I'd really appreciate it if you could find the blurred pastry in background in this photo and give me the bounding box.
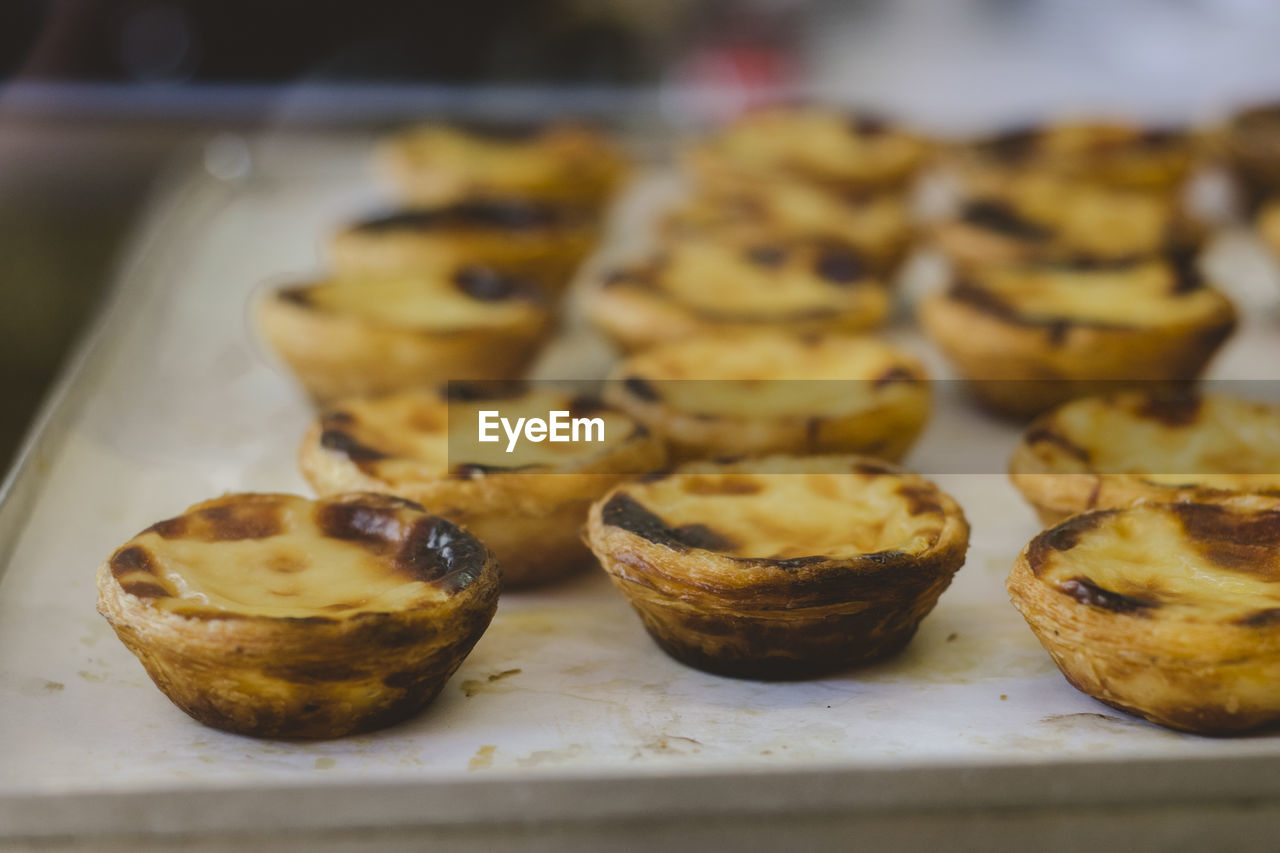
[96,492,500,739]
[661,179,914,277]
[919,253,1237,419]
[378,122,628,209]
[1009,499,1280,734]
[953,120,1201,196]
[934,174,1205,269]
[684,106,933,195]
[1009,391,1280,525]
[258,268,554,403]
[585,455,969,679]
[331,199,598,293]
[604,330,929,464]
[299,384,666,588]
[1255,196,1280,259]
[586,233,889,352]
[1223,103,1280,216]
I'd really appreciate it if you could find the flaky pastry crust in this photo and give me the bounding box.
[1009,392,1280,525]
[585,455,969,679]
[919,256,1236,419]
[299,385,667,588]
[1009,500,1280,734]
[603,330,930,463]
[96,492,500,739]
[377,122,628,208]
[257,271,554,404]
[586,233,889,353]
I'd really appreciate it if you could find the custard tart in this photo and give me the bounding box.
[603,330,930,463]
[96,492,499,739]
[378,122,628,208]
[919,255,1237,419]
[662,179,913,275]
[685,106,932,194]
[935,175,1204,269]
[331,200,598,291]
[585,235,889,353]
[955,121,1199,194]
[299,385,666,588]
[1009,499,1280,734]
[1010,392,1280,525]
[257,269,554,403]
[585,455,969,679]
[1224,104,1280,213]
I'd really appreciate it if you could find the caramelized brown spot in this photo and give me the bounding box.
[277,286,313,307]
[1058,576,1159,615]
[443,379,526,402]
[1169,503,1280,580]
[853,460,898,476]
[396,516,486,592]
[623,376,661,402]
[1024,425,1092,463]
[353,200,563,233]
[109,545,159,578]
[873,366,919,389]
[314,502,400,549]
[266,552,308,574]
[959,200,1052,242]
[320,428,386,463]
[1237,608,1280,628]
[567,394,607,418]
[119,579,172,599]
[813,245,865,284]
[146,517,189,539]
[1136,393,1202,427]
[190,502,285,542]
[848,114,889,136]
[601,493,735,552]
[453,265,534,302]
[897,483,943,516]
[1025,510,1119,576]
[681,475,763,496]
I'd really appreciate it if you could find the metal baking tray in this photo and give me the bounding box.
[4,131,1280,851]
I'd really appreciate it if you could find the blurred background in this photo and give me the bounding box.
[5,0,1280,472]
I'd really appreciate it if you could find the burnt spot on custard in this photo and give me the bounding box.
[314,501,402,549]
[958,200,1052,242]
[1025,510,1119,576]
[848,113,890,137]
[352,199,564,233]
[1236,608,1280,628]
[1024,425,1092,464]
[567,394,607,418]
[897,483,943,516]
[949,279,1127,343]
[813,244,865,284]
[110,545,160,579]
[184,501,286,542]
[601,493,737,552]
[277,286,314,307]
[1167,248,1204,295]
[852,459,899,476]
[872,366,921,389]
[320,426,386,464]
[396,515,487,592]
[974,126,1041,163]
[1169,503,1280,578]
[1135,393,1202,427]
[622,375,661,402]
[453,265,537,302]
[1057,576,1159,615]
[746,245,788,268]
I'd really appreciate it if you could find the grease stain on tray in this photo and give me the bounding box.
[468,745,497,770]
[460,668,523,698]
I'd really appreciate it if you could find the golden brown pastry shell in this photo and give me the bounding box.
[1009,502,1280,734]
[256,286,554,404]
[377,123,628,208]
[299,413,667,589]
[96,493,501,739]
[585,279,890,355]
[585,457,970,679]
[918,291,1236,420]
